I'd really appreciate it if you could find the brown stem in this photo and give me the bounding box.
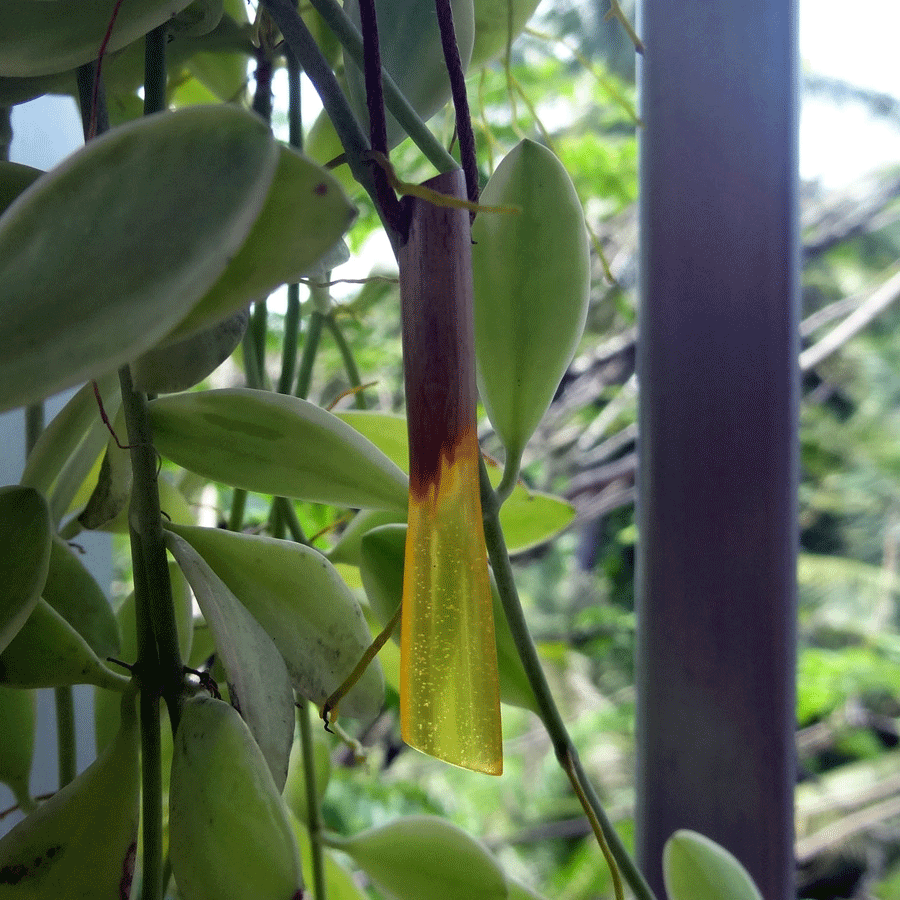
[434,0,478,206]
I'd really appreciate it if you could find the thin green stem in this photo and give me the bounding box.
[264,0,456,175]
[228,489,248,533]
[286,41,303,151]
[324,315,366,409]
[25,405,44,456]
[118,366,185,729]
[275,496,308,544]
[252,299,269,380]
[53,688,76,789]
[494,450,521,506]
[297,699,327,900]
[303,0,456,174]
[478,457,657,900]
[280,286,302,394]
[143,25,168,115]
[130,528,164,900]
[260,0,392,242]
[0,106,11,161]
[295,310,325,399]
[242,324,266,390]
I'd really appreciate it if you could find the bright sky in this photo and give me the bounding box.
[799,0,900,185]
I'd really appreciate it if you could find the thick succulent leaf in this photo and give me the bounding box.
[326,509,406,567]
[0,486,52,653]
[131,307,249,394]
[336,411,410,471]
[470,0,542,66]
[76,420,133,531]
[0,0,195,77]
[0,599,130,691]
[472,139,591,468]
[149,389,408,512]
[292,816,368,900]
[336,410,573,550]
[337,816,508,900]
[19,375,120,496]
[664,830,764,900]
[165,531,295,791]
[168,143,356,342]
[0,161,41,214]
[500,488,575,554]
[0,105,278,412]
[43,535,120,660]
[165,523,385,722]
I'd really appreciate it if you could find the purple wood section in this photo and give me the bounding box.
[399,169,478,498]
[636,1,799,897]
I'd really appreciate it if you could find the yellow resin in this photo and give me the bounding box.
[401,436,503,774]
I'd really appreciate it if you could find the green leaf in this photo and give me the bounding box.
[663,830,763,900]
[43,535,120,660]
[0,161,41,215]
[326,509,406,566]
[472,139,591,468]
[168,143,356,342]
[499,488,575,554]
[165,531,295,791]
[0,599,130,691]
[337,816,508,900]
[336,411,410,471]
[0,0,195,77]
[292,816,368,900]
[165,523,385,722]
[20,376,120,497]
[149,389,408,512]
[0,105,278,412]
[0,486,51,654]
[470,0,542,66]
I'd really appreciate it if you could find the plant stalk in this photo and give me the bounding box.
[297,699,327,900]
[324,315,367,409]
[53,687,76,789]
[478,457,657,900]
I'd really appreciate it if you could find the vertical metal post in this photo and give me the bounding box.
[635,2,799,898]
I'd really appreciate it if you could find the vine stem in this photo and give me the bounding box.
[259,0,396,246]
[298,0,457,175]
[323,315,367,409]
[53,688,76,789]
[297,699,327,900]
[478,457,658,900]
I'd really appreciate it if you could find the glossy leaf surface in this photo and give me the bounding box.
[165,523,385,722]
[150,389,408,512]
[472,139,591,468]
[0,0,195,76]
[0,486,51,654]
[664,830,764,900]
[338,816,508,900]
[169,143,357,341]
[165,531,295,791]
[0,105,277,412]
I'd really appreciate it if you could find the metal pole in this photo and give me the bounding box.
[635,1,799,897]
